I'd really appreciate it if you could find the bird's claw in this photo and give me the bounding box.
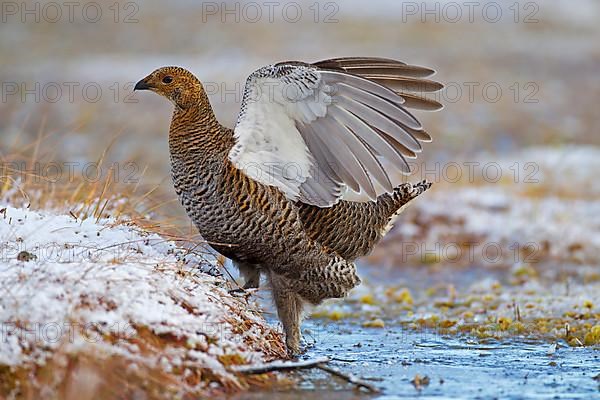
[228,287,259,298]
[228,287,250,297]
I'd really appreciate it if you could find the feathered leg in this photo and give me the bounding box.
[269,272,304,356]
[234,261,260,289]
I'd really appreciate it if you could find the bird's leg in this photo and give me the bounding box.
[269,273,304,357]
[242,269,260,290]
[233,261,260,291]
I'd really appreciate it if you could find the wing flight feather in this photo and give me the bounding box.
[229,57,443,207]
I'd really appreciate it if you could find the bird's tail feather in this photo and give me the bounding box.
[380,180,432,236]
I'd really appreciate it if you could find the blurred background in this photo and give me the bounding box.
[2,0,599,256]
[1,0,598,183]
[2,1,600,397]
[1,0,599,346]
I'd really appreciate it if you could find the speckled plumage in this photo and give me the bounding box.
[169,104,364,302]
[135,59,441,354]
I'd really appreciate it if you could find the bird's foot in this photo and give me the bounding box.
[285,333,308,358]
[285,344,309,359]
[242,276,260,290]
[228,286,259,297]
[228,287,250,297]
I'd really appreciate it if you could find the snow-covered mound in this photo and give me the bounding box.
[0,206,284,397]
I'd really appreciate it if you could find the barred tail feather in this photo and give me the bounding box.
[381,180,432,236]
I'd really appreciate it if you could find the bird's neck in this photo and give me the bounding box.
[168,97,236,209]
[168,98,234,160]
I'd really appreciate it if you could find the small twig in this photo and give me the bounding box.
[330,356,358,362]
[230,356,330,374]
[232,356,381,393]
[317,364,381,393]
[512,300,521,322]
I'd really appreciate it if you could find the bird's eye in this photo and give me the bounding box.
[162,76,173,84]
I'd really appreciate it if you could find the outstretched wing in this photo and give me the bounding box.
[229,57,443,207]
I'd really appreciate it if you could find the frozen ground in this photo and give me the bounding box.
[0,206,285,398]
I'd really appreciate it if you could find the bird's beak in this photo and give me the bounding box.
[134,78,153,91]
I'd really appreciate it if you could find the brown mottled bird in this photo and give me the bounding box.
[135,57,443,355]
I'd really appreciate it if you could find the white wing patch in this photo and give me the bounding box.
[229,67,331,201]
[229,61,439,207]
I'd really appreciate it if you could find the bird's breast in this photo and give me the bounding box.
[171,156,298,263]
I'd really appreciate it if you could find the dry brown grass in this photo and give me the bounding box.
[0,340,286,400]
[0,125,202,244]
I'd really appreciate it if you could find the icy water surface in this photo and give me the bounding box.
[232,320,599,399]
[231,265,599,399]
[296,321,598,399]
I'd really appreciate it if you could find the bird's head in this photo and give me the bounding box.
[134,66,205,110]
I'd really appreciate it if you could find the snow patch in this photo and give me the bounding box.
[0,205,282,387]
